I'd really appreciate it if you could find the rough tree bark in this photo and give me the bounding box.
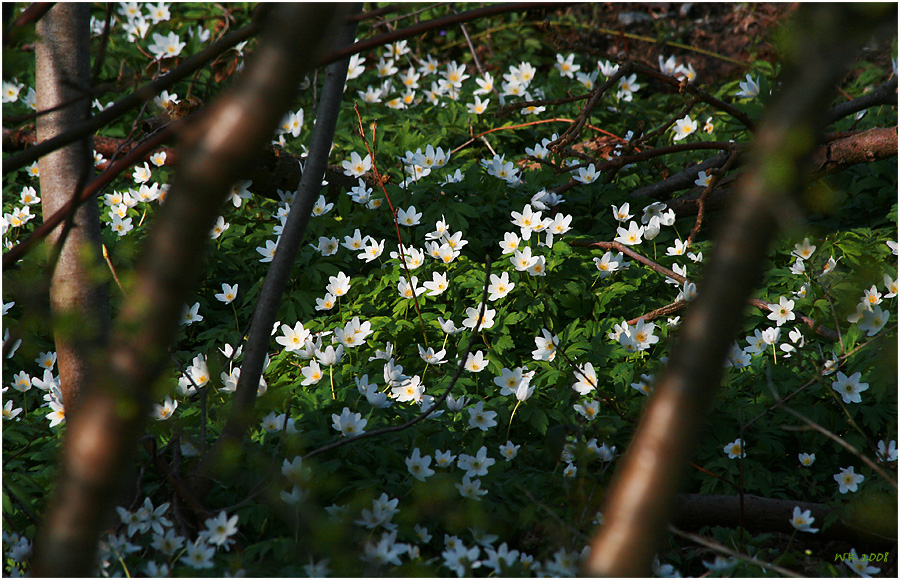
[35,3,110,414]
[31,5,346,576]
[584,5,897,577]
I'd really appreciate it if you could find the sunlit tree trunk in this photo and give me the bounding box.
[35,2,110,414]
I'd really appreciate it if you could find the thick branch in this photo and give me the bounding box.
[11,2,55,31]
[325,3,563,65]
[673,493,896,546]
[584,6,893,575]
[630,150,737,199]
[662,127,897,217]
[31,6,345,577]
[811,125,898,175]
[633,127,896,203]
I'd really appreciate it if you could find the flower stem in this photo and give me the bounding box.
[507,400,522,441]
[329,365,335,400]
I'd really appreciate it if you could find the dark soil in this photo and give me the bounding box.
[546,2,795,84]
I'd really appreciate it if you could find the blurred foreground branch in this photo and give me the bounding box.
[584,4,897,577]
[31,5,345,576]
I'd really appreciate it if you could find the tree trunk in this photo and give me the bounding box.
[31,5,347,576]
[35,2,110,415]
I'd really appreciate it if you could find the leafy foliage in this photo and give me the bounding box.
[2,3,897,578]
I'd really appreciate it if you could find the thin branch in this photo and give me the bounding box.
[824,77,898,125]
[2,89,98,125]
[492,90,595,119]
[577,239,839,342]
[90,4,114,83]
[626,300,686,326]
[629,60,756,131]
[3,19,260,175]
[1,481,41,525]
[11,2,55,31]
[348,4,405,23]
[325,3,565,66]
[203,6,358,472]
[668,526,804,578]
[687,150,743,244]
[557,25,749,67]
[3,119,185,270]
[578,240,686,281]
[517,483,586,542]
[456,14,484,77]
[637,97,698,144]
[744,334,882,430]
[777,404,897,489]
[746,298,839,341]
[353,103,429,346]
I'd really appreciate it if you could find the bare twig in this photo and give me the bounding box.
[549,64,631,153]
[668,526,804,578]
[639,97,698,143]
[687,150,743,244]
[353,104,430,346]
[3,119,185,270]
[457,19,484,76]
[776,405,897,489]
[3,20,260,175]
[451,117,621,157]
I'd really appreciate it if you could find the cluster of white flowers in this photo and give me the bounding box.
[3,11,897,578]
